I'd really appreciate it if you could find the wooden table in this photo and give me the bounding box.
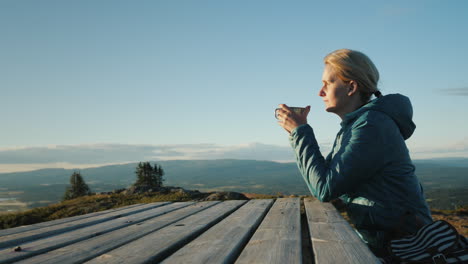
[0,198,380,264]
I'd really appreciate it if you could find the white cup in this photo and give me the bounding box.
[275,107,306,119]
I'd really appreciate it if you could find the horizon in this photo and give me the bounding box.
[1,143,468,173]
[1,1,468,172]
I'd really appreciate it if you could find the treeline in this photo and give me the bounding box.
[62,162,164,201]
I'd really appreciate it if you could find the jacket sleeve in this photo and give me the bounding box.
[289,120,385,202]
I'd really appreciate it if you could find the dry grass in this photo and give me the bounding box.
[431,209,468,237]
[242,193,281,199]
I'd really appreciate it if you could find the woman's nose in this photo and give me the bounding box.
[318,88,326,97]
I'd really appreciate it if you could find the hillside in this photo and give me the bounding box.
[0,158,467,212]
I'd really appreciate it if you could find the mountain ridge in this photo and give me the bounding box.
[1,158,467,211]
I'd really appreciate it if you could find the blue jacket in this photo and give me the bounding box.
[289,94,432,248]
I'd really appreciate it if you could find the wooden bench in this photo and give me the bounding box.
[0,198,380,263]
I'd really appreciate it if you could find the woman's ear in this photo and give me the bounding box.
[347,81,358,96]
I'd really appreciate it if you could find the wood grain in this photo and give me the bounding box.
[15,201,222,264]
[84,200,247,264]
[0,202,169,249]
[235,198,302,264]
[304,198,380,264]
[161,199,274,264]
[0,203,142,237]
[0,201,196,264]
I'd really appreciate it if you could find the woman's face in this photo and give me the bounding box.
[319,64,351,116]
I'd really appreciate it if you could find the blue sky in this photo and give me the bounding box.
[1,1,468,171]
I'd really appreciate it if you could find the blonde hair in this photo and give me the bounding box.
[324,49,381,102]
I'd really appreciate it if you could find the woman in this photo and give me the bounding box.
[276,49,432,255]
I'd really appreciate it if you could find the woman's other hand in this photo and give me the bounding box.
[277,104,311,133]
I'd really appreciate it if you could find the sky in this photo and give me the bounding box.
[1,0,468,172]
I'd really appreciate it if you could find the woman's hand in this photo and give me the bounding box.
[277,104,311,133]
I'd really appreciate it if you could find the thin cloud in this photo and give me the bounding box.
[0,162,132,173]
[0,144,157,164]
[0,141,466,173]
[0,143,307,172]
[438,87,468,96]
[409,138,468,159]
[0,143,325,168]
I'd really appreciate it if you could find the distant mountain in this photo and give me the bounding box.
[0,159,467,211]
[0,160,307,193]
[414,157,468,168]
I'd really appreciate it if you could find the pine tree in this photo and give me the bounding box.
[135,162,149,187]
[63,171,91,201]
[134,162,165,188]
[155,164,165,187]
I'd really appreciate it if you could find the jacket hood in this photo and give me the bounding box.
[343,94,416,139]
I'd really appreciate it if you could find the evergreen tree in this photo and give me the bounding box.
[63,171,91,201]
[155,164,165,187]
[134,162,165,188]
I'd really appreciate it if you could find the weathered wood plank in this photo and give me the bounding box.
[84,200,249,264]
[0,202,170,249]
[14,201,221,264]
[0,201,197,264]
[304,199,346,223]
[0,203,143,237]
[235,198,302,264]
[304,198,380,264]
[161,199,274,264]
[312,239,380,264]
